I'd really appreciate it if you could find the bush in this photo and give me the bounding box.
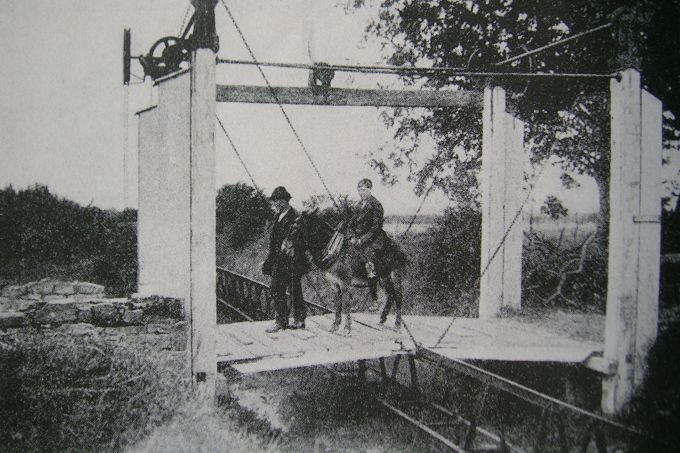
[623,320,680,451]
[412,207,481,300]
[216,183,270,249]
[0,185,137,296]
[522,229,606,311]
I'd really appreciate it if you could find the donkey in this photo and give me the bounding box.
[285,209,407,334]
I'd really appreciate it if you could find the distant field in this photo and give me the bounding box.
[527,218,598,244]
[384,217,598,238]
[383,221,433,235]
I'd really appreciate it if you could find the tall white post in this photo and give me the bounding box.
[602,69,662,414]
[189,47,217,397]
[479,86,525,319]
[137,73,192,300]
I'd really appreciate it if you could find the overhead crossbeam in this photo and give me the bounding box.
[216,84,482,108]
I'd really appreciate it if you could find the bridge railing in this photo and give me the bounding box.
[216,266,331,322]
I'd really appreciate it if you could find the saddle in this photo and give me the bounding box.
[317,229,345,269]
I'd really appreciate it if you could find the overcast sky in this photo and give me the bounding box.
[0,0,608,215]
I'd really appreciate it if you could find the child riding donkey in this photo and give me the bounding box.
[288,178,406,334]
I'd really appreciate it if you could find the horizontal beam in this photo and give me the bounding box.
[216,84,482,107]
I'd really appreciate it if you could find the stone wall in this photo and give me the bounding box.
[0,278,184,330]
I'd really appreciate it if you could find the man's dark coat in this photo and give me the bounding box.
[263,207,307,277]
[263,207,307,327]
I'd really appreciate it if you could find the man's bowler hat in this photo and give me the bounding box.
[269,186,292,201]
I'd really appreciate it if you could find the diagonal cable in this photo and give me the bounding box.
[216,114,262,192]
[433,163,550,347]
[178,2,193,37]
[219,0,339,209]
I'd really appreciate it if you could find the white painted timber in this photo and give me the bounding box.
[189,49,217,395]
[136,73,192,300]
[603,69,662,414]
[215,84,482,108]
[635,90,662,386]
[479,86,525,318]
[502,114,525,311]
[479,86,503,318]
[136,106,160,296]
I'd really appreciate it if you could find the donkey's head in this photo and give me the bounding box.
[290,209,336,260]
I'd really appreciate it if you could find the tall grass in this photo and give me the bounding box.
[0,327,276,453]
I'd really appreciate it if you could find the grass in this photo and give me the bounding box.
[0,326,278,453]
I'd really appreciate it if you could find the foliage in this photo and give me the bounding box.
[302,193,355,227]
[540,195,569,220]
[216,183,271,248]
[0,328,191,452]
[418,207,481,296]
[0,328,277,453]
[623,319,680,451]
[523,226,606,310]
[413,207,605,312]
[0,185,137,296]
[352,0,680,224]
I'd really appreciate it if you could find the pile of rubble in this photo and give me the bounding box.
[0,279,183,328]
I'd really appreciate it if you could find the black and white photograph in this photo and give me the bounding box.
[1,1,679,451]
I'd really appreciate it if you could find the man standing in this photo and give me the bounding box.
[262,186,307,332]
[347,178,404,327]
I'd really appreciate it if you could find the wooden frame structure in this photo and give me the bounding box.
[135,24,662,414]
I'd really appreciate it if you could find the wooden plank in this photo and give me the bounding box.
[432,345,599,363]
[585,356,617,376]
[216,84,482,107]
[234,323,310,355]
[232,348,410,374]
[215,329,257,362]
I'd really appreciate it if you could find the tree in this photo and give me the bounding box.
[215,183,270,248]
[352,0,680,236]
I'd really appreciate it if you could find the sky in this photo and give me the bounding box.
[0,0,611,215]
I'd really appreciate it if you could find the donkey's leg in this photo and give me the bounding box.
[342,285,359,335]
[325,272,343,331]
[378,277,392,325]
[382,271,404,328]
[367,276,380,311]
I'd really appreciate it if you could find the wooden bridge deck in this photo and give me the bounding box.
[216,313,604,374]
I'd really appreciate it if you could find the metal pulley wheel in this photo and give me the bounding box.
[140,36,191,80]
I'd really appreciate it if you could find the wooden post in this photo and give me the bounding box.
[188,49,217,397]
[602,68,662,414]
[479,86,525,318]
[480,86,504,318]
[503,109,525,311]
[189,0,218,398]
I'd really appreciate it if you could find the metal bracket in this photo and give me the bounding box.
[633,215,660,224]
